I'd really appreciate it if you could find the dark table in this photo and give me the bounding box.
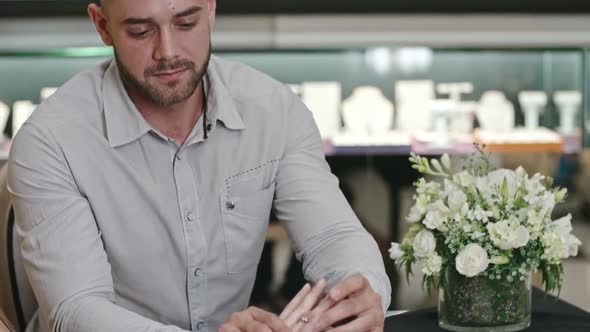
[385,288,590,331]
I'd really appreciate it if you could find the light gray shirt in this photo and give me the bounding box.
[7,56,391,332]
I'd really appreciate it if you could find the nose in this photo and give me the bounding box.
[153,28,177,62]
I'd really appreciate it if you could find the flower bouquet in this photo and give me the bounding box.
[389,147,581,332]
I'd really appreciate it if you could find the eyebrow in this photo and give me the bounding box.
[122,6,202,25]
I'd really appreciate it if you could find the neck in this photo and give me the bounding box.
[125,82,205,145]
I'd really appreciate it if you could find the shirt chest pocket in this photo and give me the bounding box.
[220,164,278,274]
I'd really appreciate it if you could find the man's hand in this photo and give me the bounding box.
[218,306,290,332]
[314,274,384,332]
[279,278,327,332]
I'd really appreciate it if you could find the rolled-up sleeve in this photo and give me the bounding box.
[7,123,187,332]
[272,93,392,311]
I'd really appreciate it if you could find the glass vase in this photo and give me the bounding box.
[438,266,532,332]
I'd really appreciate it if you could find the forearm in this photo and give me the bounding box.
[296,223,392,312]
[52,292,188,332]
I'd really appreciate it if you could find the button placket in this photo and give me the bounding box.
[171,148,206,329]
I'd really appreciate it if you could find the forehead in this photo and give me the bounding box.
[106,0,205,22]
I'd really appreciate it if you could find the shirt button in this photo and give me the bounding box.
[193,268,201,277]
[196,321,206,330]
[187,212,195,222]
[225,200,236,210]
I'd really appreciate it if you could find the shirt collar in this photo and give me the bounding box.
[103,59,153,148]
[103,55,245,148]
[205,55,245,132]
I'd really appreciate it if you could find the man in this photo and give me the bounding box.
[7,0,391,331]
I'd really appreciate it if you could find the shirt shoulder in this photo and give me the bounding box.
[23,60,109,136]
[208,55,294,110]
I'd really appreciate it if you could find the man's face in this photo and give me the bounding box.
[99,0,215,107]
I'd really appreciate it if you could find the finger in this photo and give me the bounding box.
[250,307,290,332]
[245,319,273,332]
[322,311,383,332]
[316,297,372,331]
[285,278,327,327]
[328,275,368,302]
[311,295,336,316]
[294,311,321,332]
[217,323,241,332]
[279,283,311,320]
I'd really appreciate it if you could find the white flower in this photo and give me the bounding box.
[515,166,528,181]
[487,217,530,250]
[523,173,545,205]
[484,169,518,201]
[389,242,404,262]
[413,230,436,258]
[468,205,493,223]
[455,243,489,277]
[542,214,582,260]
[525,209,545,240]
[423,252,443,276]
[538,191,555,211]
[407,204,425,223]
[567,234,582,257]
[550,214,573,236]
[447,190,468,215]
[416,178,441,196]
[423,210,446,232]
[470,231,486,240]
[541,231,565,262]
[453,170,474,187]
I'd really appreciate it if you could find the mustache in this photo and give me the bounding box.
[145,60,196,76]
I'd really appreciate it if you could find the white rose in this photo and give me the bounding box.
[389,242,404,262]
[407,204,425,223]
[455,243,489,277]
[413,230,436,258]
[423,210,448,232]
[423,252,443,276]
[487,218,530,250]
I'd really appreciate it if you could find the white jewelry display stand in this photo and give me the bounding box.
[437,82,475,134]
[0,102,10,140]
[518,91,547,130]
[476,91,515,132]
[429,99,457,148]
[341,86,394,135]
[13,100,37,136]
[332,86,409,146]
[40,87,58,101]
[395,80,434,132]
[301,82,342,140]
[554,91,581,135]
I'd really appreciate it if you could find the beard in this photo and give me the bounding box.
[115,43,211,107]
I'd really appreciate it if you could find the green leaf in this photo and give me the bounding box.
[501,176,509,204]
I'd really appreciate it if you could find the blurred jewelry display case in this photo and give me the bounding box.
[0,46,588,158]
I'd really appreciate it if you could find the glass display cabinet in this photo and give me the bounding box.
[0,46,587,160]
